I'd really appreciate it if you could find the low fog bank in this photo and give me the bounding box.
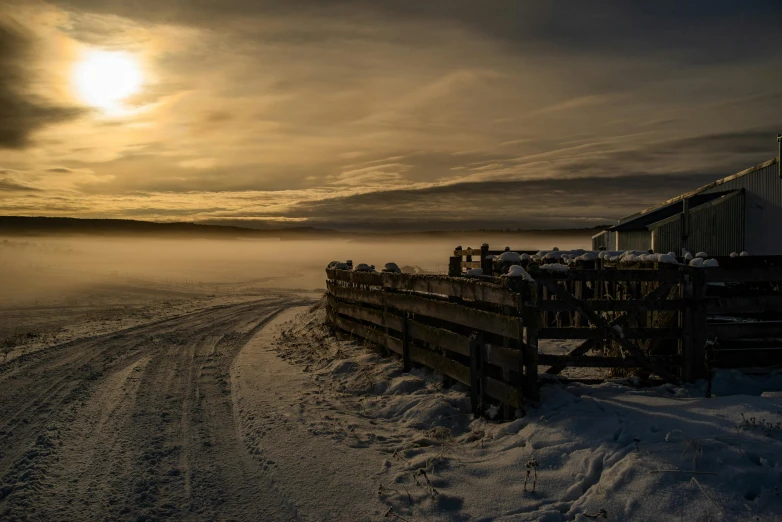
[0,233,590,306]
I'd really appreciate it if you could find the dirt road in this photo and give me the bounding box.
[0,296,310,521]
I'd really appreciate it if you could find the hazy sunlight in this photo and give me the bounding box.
[72,50,142,111]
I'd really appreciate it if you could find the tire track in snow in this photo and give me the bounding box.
[0,297,310,521]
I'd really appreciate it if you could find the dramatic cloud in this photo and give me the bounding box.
[0,17,83,149]
[1,1,781,229]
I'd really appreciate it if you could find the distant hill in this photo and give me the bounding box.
[0,216,611,241]
[350,226,611,242]
[0,216,342,239]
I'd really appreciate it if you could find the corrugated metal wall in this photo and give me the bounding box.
[700,162,780,254]
[617,230,651,251]
[650,216,682,254]
[591,230,616,250]
[701,162,781,205]
[592,231,607,250]
[744,190,782,254]
[648,191,745,256]
[687,191,744,255]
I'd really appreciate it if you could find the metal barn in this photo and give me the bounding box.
[592,157,782,255]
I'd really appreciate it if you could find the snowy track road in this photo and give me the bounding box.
[0,297,310,521]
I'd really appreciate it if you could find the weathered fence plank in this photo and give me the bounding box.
[326,257,782,410]
[705,295,782,314]
[712,347,782,368]
[328,296,403,331]
[539,327,681,340]
[332,313,522,408]
[538,278,680,383]
[382,292,523,340]
[407,320,472,357]
[538,299,684,312]
[706,321,782,339]
[537,354,646,368]
[704,267,782,283]
[327,282,385,307]
[482,343,522,369]
[536,269,684,283]
[326,268,521,306]
[543,281,677,375]
[399,293,518,338]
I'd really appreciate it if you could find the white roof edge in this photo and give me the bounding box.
[618,156,779,224]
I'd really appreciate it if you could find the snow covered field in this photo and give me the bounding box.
[1,242,781,520]
[263,305,782,521]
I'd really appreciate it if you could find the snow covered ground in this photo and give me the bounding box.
[1,280,780,521]
[264,304,782,521]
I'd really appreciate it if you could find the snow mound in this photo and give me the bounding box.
[684,252,694,261]
[740,251,750,256]
[730,252,738,258]
[354,263,375,272]
[575,252,596,262]
[383,262,401,273]
[689,258,705,267]
[499,251,521,263]
[465,268,483,276]
[621,253,678,264]
[695,251,708,258]
[704,258,719,267]
[501,265,534,281]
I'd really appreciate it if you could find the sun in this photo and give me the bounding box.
[73,50,142,111]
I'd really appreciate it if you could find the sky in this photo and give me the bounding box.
[1,1,781,231]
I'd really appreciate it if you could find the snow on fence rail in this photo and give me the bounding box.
[325,264,782,414]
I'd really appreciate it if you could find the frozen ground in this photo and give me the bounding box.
[0,277,317,521]
[261,305,782,521]
[1,285,781,521]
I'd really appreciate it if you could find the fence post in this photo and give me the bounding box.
[679,268,694,382]
[469,333,484,417]
[501,304,516,419]
[690,269,708,381]
[325,278,335,327]
[402,313,411,373]
[524,281,540,402]
[480,243,492,275]
[448,256,461,277]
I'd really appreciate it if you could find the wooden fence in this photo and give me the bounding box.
[451,244,537,275]
[325,264,782,415]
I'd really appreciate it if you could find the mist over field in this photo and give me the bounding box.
[0,233,590,301]
[0,231,590,372]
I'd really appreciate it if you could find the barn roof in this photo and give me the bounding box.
[616,157,779,226]
[609,191,731,232]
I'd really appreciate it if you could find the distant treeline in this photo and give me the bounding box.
[0,216,610,240]
[0,216,339,239]
[351,225,610,242]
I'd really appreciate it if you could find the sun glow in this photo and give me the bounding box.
[73,51,142,112]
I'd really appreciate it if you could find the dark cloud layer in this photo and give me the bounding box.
[2,2,781,229]
[0,18,83,149]
[200,171,719,231]
[53,0,782,67]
